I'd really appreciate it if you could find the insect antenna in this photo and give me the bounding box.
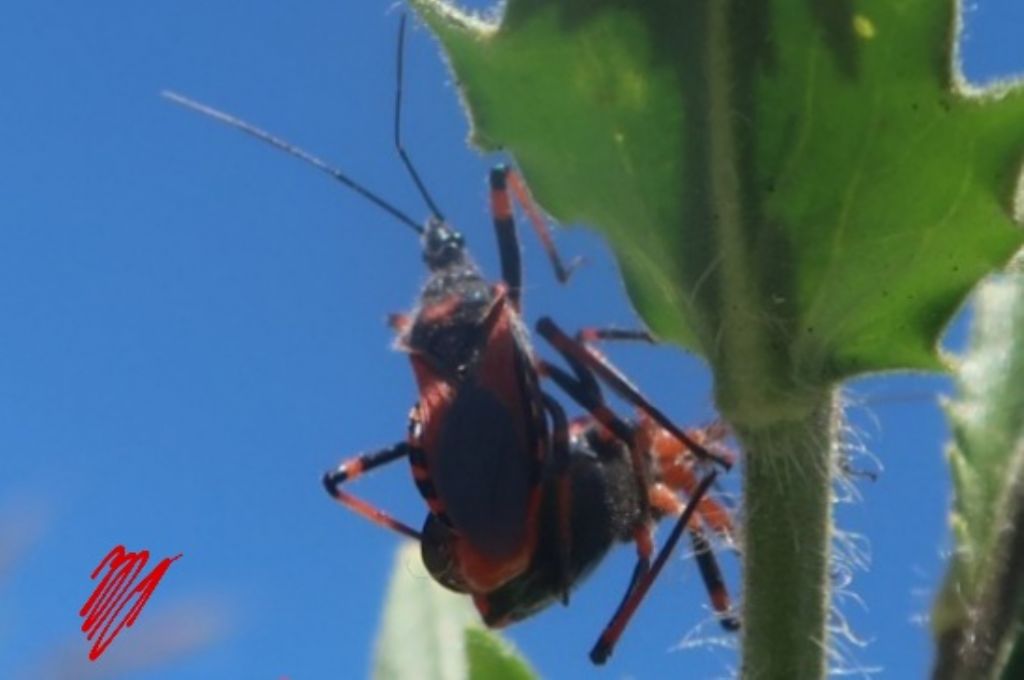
[393,13,445,222]
[161,90,425,235]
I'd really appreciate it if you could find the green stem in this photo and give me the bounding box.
[937,439,1024,680]
[738,392,837,680]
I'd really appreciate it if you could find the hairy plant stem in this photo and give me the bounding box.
[738,393,837,680]
[935,438,1024,680]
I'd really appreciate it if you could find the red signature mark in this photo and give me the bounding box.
[79,545,182,661]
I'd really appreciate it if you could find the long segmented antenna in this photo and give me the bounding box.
[162,90,425,235]
[394,13,445,221]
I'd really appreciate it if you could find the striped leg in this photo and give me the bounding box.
[537,358,659,605]
[322,443,421,540]
[576,327,656,344]
[590,471,718,664]
[690,531,740,631]
[645,415,736,537]
[489,165,580,309]
[537,316,733,470]
[659,460,735,537]
[541,392,574,604]
[537,358,654,533]
[504,168,580,284]
[648,482,740,631]
[537,360,633,445]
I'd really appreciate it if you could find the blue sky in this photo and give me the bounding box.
[0,1,1021,678]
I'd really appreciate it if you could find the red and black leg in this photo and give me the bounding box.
[322,442,421,540]
[541,391,574,605]
[537,317,739,657]
[576,327,656,344]
[656,449,736,539]
[536,355,669,661]
[537,356,654,539]
[489,166,579,309]
[504,168,580,284]
[649,482,740,632]
[536,352,634,448]
[542,354,735,658]
[537,323,665,547]
[690,530,741,631]
[589,471,719,664]
[537,316,732,470]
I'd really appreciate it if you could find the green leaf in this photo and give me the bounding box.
[411,0,1024,421]
[933,262,1024,680]
[464,627,537,680]
[373,542,478,680]
[372,543,536,680]
[410,1,1023,677]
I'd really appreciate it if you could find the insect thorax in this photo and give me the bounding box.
[408,262,497,375]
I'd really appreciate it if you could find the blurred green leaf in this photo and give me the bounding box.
[373,543,535,680]
[464,627,536,680]
[933,262,1024,680]
[373,542,477,680]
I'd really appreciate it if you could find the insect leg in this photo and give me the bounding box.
[642,415,735,537]
[537,316,733,469]
[541,392,573,605]
[589,471,718,664]
[538,359,650,527]
[649,482,740,632]
[690,530,741,631]
[535,342,628,446]
[504,168,581,284]
[490,167,582,310]
[576,327,656,344]
[322,442,421,540]
[489,166,525,308]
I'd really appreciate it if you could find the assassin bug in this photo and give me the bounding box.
[165,12,735,658]
[164,14,588,597]
[422,316,739,663]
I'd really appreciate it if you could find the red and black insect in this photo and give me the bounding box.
[164,15,586,597]
[164,13,736,662]
[421,316,739,663]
